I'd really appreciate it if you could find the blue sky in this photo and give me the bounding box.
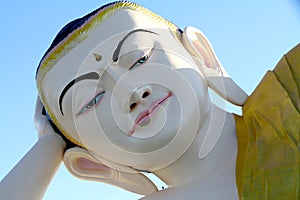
[0,1,299,199]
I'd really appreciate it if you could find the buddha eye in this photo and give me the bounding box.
[129,47,154,71]
[78,91,105,114]
[129,54,149,70]
[138,54,149,64]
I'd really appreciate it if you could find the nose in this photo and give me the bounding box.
[129,85,152,112]
[105,67,152,112]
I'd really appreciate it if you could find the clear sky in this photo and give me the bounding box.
[0,1,299,200]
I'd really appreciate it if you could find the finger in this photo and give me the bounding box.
[34,96,44,119]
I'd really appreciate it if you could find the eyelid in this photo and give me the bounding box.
[77,91,105,115]
[129,46,155,71]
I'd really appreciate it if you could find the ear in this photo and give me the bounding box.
[182,26,248,106]
[63,147,157,195]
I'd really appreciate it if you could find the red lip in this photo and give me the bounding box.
[128,92,173,136]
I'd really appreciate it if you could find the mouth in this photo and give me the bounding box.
[128,91,173,136]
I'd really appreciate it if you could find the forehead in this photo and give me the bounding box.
[43,9,172,88]
[45,10,169,86]
[43,9,168,83]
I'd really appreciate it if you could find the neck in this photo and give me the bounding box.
[153,104,238,189]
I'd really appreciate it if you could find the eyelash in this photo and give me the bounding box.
[129,47,154,71]
[78,91,105,115]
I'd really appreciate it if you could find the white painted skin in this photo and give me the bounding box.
[0,8,248,200]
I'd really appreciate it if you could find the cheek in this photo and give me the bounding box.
[170,71,209,140]
[72,96,112,144]
[180,68,210,123]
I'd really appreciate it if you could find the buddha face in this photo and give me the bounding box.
[40,8,210,171]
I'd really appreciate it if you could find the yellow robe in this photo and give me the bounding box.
[235,44,300,199]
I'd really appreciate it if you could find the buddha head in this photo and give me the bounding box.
[36,1,247,195]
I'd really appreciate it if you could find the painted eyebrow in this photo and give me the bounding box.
[59,72,99,115]
[112,29,158,62]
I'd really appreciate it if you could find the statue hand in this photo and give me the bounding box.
[34,96,56,139]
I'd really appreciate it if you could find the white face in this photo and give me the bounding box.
[42,9,210,171]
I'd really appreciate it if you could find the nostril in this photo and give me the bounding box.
[142,91,150,98]
[130,102,137,111]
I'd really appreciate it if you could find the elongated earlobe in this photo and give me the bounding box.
[63,147,157,195]
[182,26,248,106]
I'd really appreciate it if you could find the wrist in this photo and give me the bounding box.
[41,133,66,151]
[48,120,76,150]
